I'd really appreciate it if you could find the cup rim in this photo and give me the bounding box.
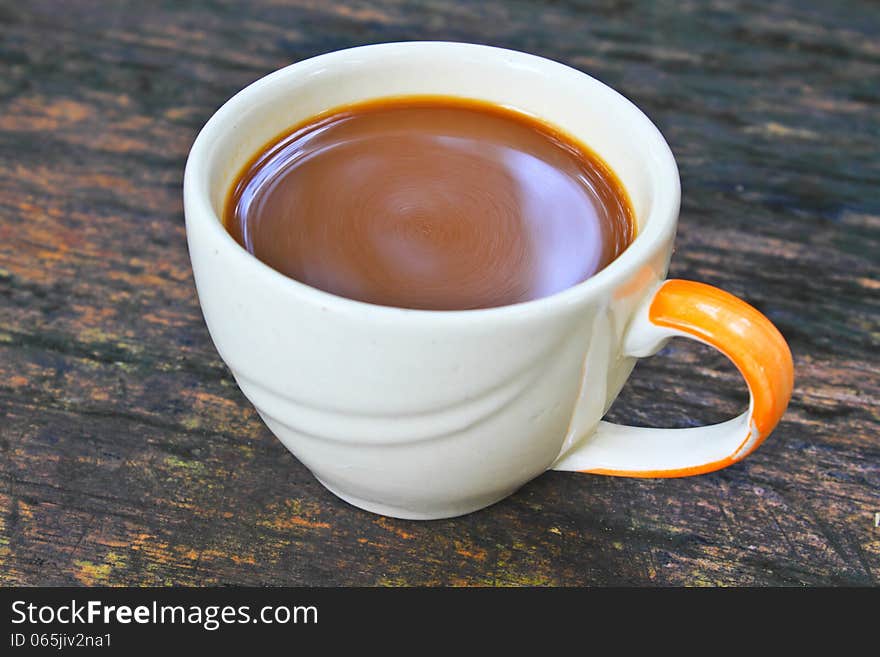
[184,41,681,321]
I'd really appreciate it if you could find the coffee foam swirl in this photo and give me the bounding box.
[226,99,633,310]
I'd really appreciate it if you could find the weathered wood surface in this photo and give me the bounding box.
[0,0,877,586]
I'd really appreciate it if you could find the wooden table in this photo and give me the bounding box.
[1,0,877,587]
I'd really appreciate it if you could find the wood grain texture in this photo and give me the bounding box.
[0,0,877,586]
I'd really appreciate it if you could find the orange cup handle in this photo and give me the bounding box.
[553,279,794,477]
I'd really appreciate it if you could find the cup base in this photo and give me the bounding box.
[315,476,516,520]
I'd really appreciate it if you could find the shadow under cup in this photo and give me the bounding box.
[184,42,680,519]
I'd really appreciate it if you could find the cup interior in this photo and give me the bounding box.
[190,42,679,300]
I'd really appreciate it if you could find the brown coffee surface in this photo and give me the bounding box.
[225,97,635,310]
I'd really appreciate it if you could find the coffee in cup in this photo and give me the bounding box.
[224,97,635,310]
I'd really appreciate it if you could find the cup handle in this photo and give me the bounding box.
[552,279,794,477]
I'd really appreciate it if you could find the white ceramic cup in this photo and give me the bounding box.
[184,42,793,519]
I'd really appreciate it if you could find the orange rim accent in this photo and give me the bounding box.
[581,279,794,478]
[581,456,738,479]
[650,279,793,443]
[581,432,751,478]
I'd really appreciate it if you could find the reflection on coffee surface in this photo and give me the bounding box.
[225,96,635,310]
